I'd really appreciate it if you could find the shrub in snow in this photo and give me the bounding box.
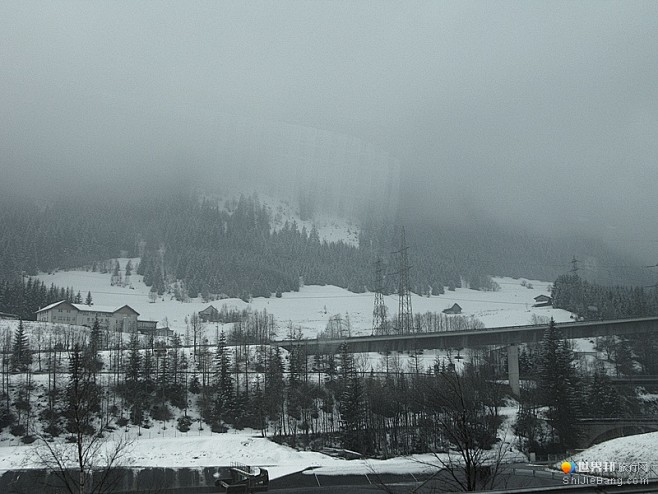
[10,424,26,437]
[211,422,228,433]
[43,424,62,437]
[177,416,193,432]
[0,409,16,430]
[21,435,36,444]
[151,404,173,422]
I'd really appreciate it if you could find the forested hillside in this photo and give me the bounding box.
[0,193,650,309]
[0,278,83,320]
[552,273,658,320]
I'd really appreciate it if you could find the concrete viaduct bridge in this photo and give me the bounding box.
[576,417,658,448]
[610,375,658,386]
[273,317,658,396]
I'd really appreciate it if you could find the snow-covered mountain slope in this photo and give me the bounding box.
[204,192,361,247]
[264,195,361,247]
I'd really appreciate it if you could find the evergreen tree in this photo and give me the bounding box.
[614,338,635,376]
[85,291,93,306]
[189,372,201,395]
[66,343,100,435]
[157,348,170,408]
[263,347,285,432]
[249,377,267,434]
[11,320,31,372]
[126,330,141,383]
[339,349,368,453]
[83,317,103,379]
[111,260,121,286]
[142,348,154,385]
[584,364,621,418]
[212,331,233,426]
[536,318,580,449]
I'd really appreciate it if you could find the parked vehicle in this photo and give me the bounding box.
[215,466,269,493]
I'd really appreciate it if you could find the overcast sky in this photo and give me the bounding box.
[2,1,657,257]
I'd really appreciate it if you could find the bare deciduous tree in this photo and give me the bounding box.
[33,432,133,494]
[413,368,512,492]
[189,312,205,359]
[33,343,133,494]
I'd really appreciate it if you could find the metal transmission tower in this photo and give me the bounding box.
[372,257,388,335]
[394,227,413,334]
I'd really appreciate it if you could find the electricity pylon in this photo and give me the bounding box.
[394,227,413,334]
[372,257,388,335]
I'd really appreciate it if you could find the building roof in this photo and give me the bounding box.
[534,294,552,301]
[442,303,462,313]
[36,300,139,316]
[71,303,120,314]
[73,303,139,315]
[36,300,73,313]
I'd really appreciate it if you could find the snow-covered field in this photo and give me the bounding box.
[32,263,581,375]
[36,261,573,339]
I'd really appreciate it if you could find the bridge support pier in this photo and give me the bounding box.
[508,343,520,397]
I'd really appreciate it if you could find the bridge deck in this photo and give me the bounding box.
[273,317,658,354]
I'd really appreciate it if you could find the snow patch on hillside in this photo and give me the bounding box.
[257,193,360,247]
[203,192,361,247]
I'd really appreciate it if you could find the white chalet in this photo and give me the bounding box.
[36,300,140,332]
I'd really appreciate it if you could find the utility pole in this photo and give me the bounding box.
[372,257,388,335]
[394,227,413,334]
[570,256,579,275]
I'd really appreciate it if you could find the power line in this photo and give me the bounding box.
[383,294,531,306]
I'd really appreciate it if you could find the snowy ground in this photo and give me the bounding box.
[0,417,526,479]
[36,261,573,339]
[3,392,655,480]
[561,432,658,480]
[21,262,616,477]
[33,264,580,375]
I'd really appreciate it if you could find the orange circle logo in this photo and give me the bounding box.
[561,461,575,474]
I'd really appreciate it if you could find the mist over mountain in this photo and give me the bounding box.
[195,117,400,222]
[1,2,657,293]
[3,2,657,266]
[0,188,652,304]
